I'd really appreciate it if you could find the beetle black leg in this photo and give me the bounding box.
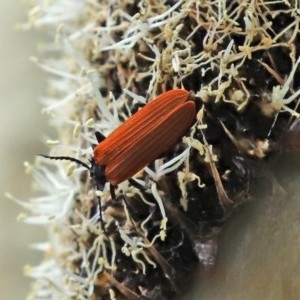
[95,182,106,233]
[109,184,116,200]
[128,178,147,191]
[95,131,106,143]
[131,102,145,114]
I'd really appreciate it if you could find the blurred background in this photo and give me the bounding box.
[0,1,47,299]
[2,1,300,300]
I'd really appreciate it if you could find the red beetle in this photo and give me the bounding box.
[93,89,196,185]
[40,89,196,218]
[41,89,195,185]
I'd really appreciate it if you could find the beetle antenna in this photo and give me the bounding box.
[38,154,91,170]
[39,154,109,233]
